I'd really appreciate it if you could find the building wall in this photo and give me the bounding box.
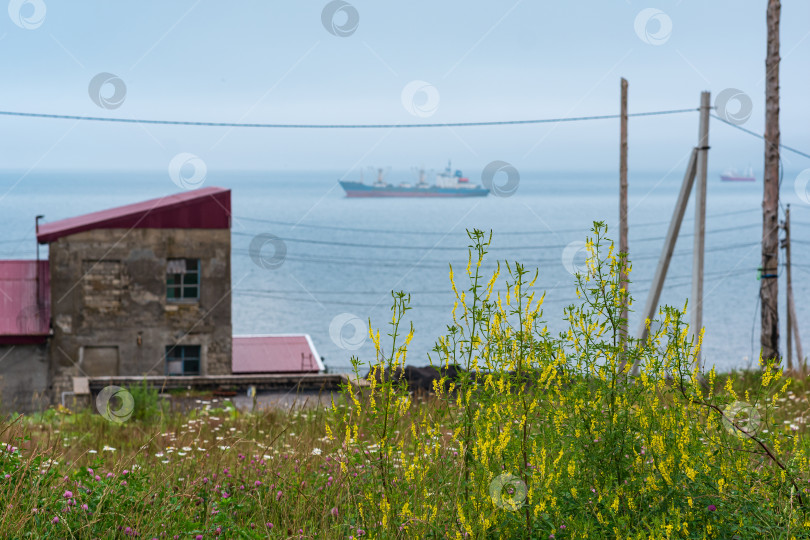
[47,228,231,400]
[0,344,49,413]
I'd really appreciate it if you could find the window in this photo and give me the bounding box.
[165,345,201,376]
[166,259,200,301]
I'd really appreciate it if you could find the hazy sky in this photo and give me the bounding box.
[1,1,808,175]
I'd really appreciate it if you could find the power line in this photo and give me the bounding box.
[0,108,697,129]
[234,208,759,237]
[231,240,760,268]
[235,221,763,251]
[232,229,761,253]
[0,242,754,270]
[0,209,770,249]
[232,270,750,309]
[711,114,810,160]
[0,222,767,265]
[233,267,759,297]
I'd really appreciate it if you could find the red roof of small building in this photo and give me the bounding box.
[37,187,231,244]
[0,260,50,343]
[232,335,324,374]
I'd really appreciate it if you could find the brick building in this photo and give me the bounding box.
[0,187,233,410]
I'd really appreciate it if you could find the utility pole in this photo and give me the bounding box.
[781,205,804,373]
[783,205,792,371]
[761,0,781,363]
[619,78,629,346]
[790,293,805,373]
[691,91,710,371]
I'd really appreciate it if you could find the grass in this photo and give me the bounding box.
[0,376,808,538]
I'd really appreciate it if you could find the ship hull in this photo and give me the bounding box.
[720,175,755,182]
[339,181,489,198]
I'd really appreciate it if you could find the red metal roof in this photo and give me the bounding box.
[37,187,231,244]
[0,260,50,343]
[232,335,324,374]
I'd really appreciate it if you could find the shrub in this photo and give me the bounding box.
[338,222,810,538]
[127,379,165,422]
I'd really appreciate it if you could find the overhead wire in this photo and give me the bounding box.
[233,208,760,237]
[234,266,759,298]
[0,209,771,251]
[0,108,698,129]
[230,240,761,269]
[232,269,751,309]
[230,229,761,254]
[711,114,810,160]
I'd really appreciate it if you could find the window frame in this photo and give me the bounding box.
[166,258,200,302]
[165,345,202,376]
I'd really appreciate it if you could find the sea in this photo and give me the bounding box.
[1,168,808,374]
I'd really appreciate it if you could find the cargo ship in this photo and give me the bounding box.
[339,162,489,198]
[720,166,755,182]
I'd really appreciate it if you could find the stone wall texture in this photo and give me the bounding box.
[0,344,49,413]
[47,228,232,401]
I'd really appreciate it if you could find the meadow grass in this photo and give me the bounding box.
[2,223,809,539]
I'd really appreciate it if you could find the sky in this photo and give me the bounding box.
[0,1,808,175]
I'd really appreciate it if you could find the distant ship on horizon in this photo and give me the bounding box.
[720,165,755,182]
[339,162,489,198]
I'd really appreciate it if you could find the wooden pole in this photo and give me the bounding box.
[691,91,711,371]
[789,292,804,372]
[784,205,792,371]
[629,148,698,376]
[761,0,781,363]
[619,78,629,345]
[782,205,804,372]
